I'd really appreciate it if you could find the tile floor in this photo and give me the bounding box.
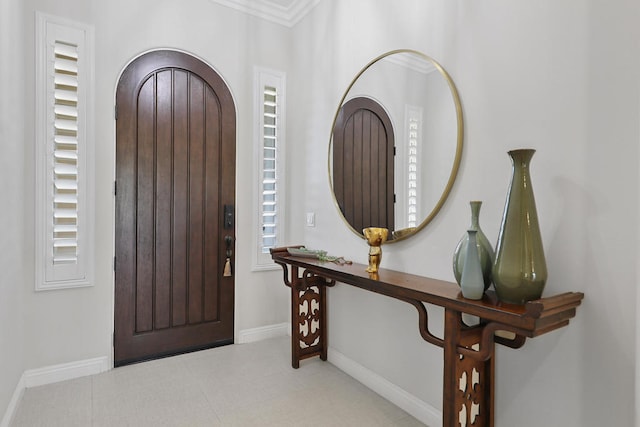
[11,336,426,426]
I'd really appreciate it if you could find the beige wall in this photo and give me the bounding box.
[0,0,27,421]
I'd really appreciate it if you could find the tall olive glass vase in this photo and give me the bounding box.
[492,149,547,304]
[452,201,494,291]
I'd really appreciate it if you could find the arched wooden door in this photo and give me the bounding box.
[333,97,395,233]
[114,50,236,366]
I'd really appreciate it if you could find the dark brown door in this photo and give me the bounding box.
[333,97,395,233]
[114,50,236,366]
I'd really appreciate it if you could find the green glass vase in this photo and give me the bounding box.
[453,201,494,291]
[492,149,547,304]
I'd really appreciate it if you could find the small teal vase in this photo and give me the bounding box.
[453,201,494,290]
[492,149,547,304]
[460,230,485,300]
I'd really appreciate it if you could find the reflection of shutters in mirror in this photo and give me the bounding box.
[333,97,395,233]
[406,105,423,228]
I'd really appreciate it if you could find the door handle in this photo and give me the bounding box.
[224,235,233,277]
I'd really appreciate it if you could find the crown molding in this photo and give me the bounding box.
[384,53,437,75]
[209,0,321,27]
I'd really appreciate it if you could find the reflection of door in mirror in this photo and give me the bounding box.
[332,97,395,234]
[329,50,463,242]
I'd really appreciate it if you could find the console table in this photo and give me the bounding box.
[271,246,583,427]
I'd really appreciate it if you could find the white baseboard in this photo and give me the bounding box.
[0,373,25,427]
[328,347,442,427]
[238,322,289,344]
[24,356,110,388]
[1,357,109,426]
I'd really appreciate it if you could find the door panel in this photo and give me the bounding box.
[333,97,395,233]
[115,51,236,366]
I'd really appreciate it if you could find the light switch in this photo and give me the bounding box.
[306,212,315,227]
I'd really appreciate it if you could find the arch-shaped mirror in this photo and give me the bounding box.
[328,49,464,242]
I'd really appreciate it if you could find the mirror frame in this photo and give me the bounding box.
[328,49,464,243]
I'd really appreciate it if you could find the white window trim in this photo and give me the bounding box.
[35,12,95,290]
[252,66,286,271]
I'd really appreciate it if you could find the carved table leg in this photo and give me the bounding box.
[444,308,495,427]
[289,266,332,368]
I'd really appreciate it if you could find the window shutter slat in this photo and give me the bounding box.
[54,224,78,233]
[54,179,78,190]
[54,42,78,58]
[54,150,78,160]
[53,238,78,247]
[54,57,78,73]
[54,194,78,204]
[54,89,78,102]
[54,135,78,145]
[53,208,78,219]
[54,104,78,117]
[54,164,78,175]
[54,74,78,88]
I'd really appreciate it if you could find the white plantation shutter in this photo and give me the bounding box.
[36,13,94,290]
[253,68,286,269]
[53,41,80,265]
[261,85,277,251]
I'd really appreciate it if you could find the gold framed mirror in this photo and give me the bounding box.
[328,49,464,242]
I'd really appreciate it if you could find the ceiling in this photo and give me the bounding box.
[209,0,321,27]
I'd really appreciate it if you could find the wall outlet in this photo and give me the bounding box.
[306,212,315,227]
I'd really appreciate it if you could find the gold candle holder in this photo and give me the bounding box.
[363,227,389,274]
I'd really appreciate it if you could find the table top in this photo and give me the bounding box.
[271,247,584,337]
